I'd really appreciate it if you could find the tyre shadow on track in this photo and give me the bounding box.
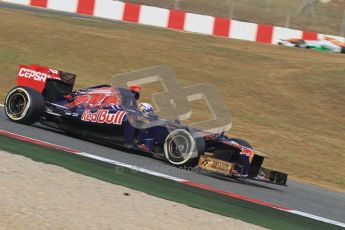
[33,123,285,191]
[198,171,285,191]
[33,123,160,159]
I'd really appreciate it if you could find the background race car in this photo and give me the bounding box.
[278,37,345,54]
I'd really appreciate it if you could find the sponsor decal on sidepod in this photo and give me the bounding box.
[81,110,126,125]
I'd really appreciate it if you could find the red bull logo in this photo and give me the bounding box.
[81,110,126,125]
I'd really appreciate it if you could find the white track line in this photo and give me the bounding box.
[288,210,345,227]
[67,150,345,227]
[0,104,4,107]
[77,151,187,182]
[0,128,344,227]
[0,129,185,182]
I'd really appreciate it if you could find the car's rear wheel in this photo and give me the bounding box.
[4,86,44,125]
[341,47,345,54]
[164,129,204,166]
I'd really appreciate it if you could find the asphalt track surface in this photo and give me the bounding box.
[1,107,345,224]
[1,2,345,224]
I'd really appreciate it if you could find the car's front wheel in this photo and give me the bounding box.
[4,86,44,125]
[164,129,204,166]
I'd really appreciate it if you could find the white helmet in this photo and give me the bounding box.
[139,103,158,119]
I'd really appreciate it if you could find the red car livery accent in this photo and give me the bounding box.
[81,110,126,125]
[65,88,121,108]
[241,148,254,157]
[17,64,61,93]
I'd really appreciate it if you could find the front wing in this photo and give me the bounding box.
[197,155,288,186]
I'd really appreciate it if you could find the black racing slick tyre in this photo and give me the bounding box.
[341,47,345,54]
[295,39,306,48]
[4,86,44,125]
[164,129,204,166]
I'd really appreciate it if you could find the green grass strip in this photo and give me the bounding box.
[0,135,341,230]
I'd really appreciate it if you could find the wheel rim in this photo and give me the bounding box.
[164,129,197,165]
[8,93,27,116]
[168,135,189,159]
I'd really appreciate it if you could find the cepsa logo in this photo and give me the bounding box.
[81,110,126,125]
[18,68,50,82]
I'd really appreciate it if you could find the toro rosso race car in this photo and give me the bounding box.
[278,37,345,54]
[4,64,288,186]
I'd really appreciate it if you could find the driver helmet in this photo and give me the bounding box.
[139,103,158,119]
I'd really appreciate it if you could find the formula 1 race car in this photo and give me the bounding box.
[3,64,288,186]
[278,37,345,54]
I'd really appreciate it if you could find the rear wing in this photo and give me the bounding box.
[17,64,76,92]
[17,64,76,102]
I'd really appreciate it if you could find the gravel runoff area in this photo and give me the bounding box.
[0,150,266,230]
